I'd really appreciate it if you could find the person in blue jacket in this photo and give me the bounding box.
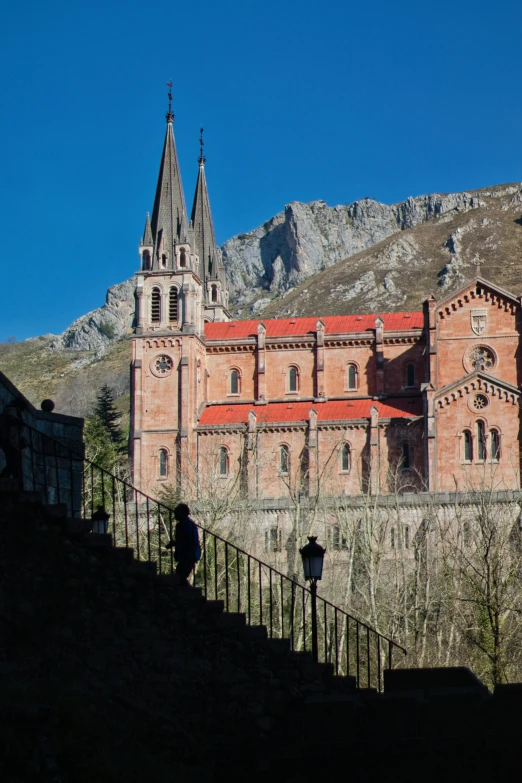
[166,503,201,585]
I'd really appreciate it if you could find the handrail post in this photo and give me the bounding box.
[311,580,318,664]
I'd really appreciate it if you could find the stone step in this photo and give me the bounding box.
[263,637,291,656]
[43,502,68,519]
[74,533,112,549]
[244,624,268,641]
[67,518,93,534]
[129,560,157,578]
[202,599,225,614]
[18,490,43,504]
[215,612,246,628]
[109,546,135,564]
[0,478,21,492]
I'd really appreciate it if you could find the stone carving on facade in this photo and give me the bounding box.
[150,354,173,377]
[466,345,495,373]
[470,309,487,336]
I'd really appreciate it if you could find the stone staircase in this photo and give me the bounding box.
[3,483,522,782]
[0,483,358,782]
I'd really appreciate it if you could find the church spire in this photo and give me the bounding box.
[190,127,219,287]
[142,212,152,246]
[150,86,189,269]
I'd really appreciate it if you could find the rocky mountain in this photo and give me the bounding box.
[222,188,493,315]
[3,182,522,418]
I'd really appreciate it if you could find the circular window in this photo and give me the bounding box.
[151,354,173,377]
[471,394,489,411]
[465,345,496,374]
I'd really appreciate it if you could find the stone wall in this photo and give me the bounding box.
[0,371,84,514]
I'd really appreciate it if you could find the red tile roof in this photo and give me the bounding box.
[199,397,422,426]
[204,312,424,340]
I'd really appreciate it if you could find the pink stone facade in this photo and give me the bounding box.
[131,278,522,501]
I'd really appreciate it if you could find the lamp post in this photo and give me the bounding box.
[300,536,326,663]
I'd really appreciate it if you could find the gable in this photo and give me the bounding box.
[436,276,519,314]
[436,278,519,328]
[435,371,519,410]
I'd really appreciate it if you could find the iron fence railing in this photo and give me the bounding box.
[19,421,407,690]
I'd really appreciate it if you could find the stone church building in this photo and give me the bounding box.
[130,109,522,505]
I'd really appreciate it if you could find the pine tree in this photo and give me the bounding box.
[94,384,123,446]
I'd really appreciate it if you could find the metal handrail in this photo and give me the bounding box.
[18,419,407,689]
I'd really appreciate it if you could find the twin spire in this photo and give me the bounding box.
[142,94,221,292]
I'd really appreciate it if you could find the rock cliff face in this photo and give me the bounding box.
[45,184,522,353]
[222,190,489,314]
[51,279,136,352]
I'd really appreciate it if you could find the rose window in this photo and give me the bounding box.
[468,346,495,372]
[472,394,489,411]
[154,355,173,375]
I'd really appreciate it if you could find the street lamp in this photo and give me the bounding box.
[300,536,326,663]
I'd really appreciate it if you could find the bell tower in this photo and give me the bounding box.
[131,90,228,494]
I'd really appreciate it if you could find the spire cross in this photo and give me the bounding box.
[166,80,174,123]
[199,126,206,165]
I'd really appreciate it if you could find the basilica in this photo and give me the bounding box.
[130,107,522,503]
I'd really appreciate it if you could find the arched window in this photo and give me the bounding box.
[391,527,395,549]
[477,420,486,461]
[161,253,167,268]
[331,525,348,550]
[401,442,411,471]
[179,249,186,268]
[169,287,178,322]
[280,445,290,474]
[230,369,239,395]
[211,284,218,303]
[347,363,357,390]
[341,443,351,472]
[463,430,473,462]
[142,250,151,270]
[219,447,229,476]
[159,449,168,478]
[288,367,298,393]
[490,429,500,461]
[151,287,161,323]
[405,363,415,388]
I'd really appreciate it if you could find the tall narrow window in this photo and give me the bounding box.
[490,429,500,461]
[406,363,415,388]
[161,253,167,268]
[404,525,410,549]
[211,284,218,303]
[219,447,229,476]
[463,430,472,462]
[265,527,282,553]
[179,248,186,268]
[401,442,411,471]
[477,421,486,461]
[169,287,178,322]
[280,445,290,474]
[142,250,151,270]
[391,527,395,549]
[230,370,239,395]
[331,525,348,551]
[159,449,168,478]
[151,287,161,323]
[288,367,298,393]
[341,443,351,472]
[347,364,357,390]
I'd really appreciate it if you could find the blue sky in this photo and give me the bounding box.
[1,0,521,341]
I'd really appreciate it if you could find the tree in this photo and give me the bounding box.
[94,384,124,448]
[83,413,122,473]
